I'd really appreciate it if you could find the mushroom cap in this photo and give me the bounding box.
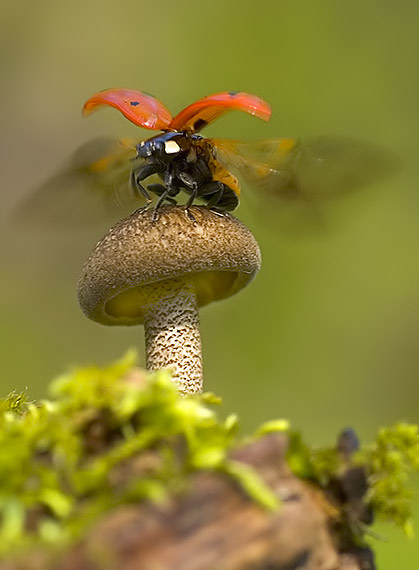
[77,205,261,326]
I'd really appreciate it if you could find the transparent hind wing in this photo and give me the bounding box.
[212,136,398,201]
[211,137,304,200]
[13,137,144,231]
[290,136,400,198]
[211,136,399,235]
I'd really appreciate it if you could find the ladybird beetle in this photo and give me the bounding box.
[82,89,273,216]
[17,89,396,227]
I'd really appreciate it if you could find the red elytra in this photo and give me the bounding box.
[82,89,272,132]
[82,89,173,131]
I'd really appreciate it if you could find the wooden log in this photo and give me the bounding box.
[0,433,375,570]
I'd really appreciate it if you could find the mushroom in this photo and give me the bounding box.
[77,205,261,395]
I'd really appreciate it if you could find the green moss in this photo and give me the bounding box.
[258,419,419,537]
[360,424,419,537]
[0,351,277,557]
[0,352,417,559]
[0,390,31,416]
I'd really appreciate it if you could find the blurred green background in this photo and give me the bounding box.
[1,0,418,566]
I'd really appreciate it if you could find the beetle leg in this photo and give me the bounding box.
[211,186,239,211]
[148,183,178,205]
[182,182,201,222]
[174,169,201,213]
[152,172,177,222]
[131,163,163,204]
[200,181,226,208]
[184,182,199,209]
[147,183,167,197]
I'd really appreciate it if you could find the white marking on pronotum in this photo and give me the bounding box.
[164,140,181,154]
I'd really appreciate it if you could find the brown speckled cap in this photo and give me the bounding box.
[77,205,261,326]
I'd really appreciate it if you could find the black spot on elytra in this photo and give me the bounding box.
[193,118,208,131]
[130,101,140,107]
[228,91,239,97]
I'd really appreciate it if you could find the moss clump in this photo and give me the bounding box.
[0,352,417,558]
[0,350,277,557]
[0,391,31,416]
[361,424,419,537]
[258,420,419,537]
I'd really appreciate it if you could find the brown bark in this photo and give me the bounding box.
[0,434,374,570]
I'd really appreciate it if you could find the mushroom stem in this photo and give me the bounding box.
[142,276,203,395]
